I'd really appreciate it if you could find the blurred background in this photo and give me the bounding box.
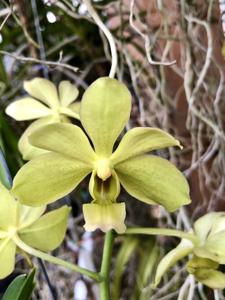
[0,0,225,299]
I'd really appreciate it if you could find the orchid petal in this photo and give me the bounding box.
[18,204,46,229]
[194,269,225,289]
[0,182,17,229]
[59,80,79,107]
[29,123,97,165]
[12,153,92,206]
[24,78,59,108]
[83,202,126,234]
[20,206,70,251]
[80,77,131,157]
[5,98,52,121]
[18,116,59,160]
[116,155,191,212]
[111,127,182,165]
[154,239,193,287]
[0,239,16,279]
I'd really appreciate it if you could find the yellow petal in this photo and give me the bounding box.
[18,203,46,229]
[58,106,80,119]
[194,268,225,289]
[80,77,131,157]
[69,102,81,114]
[194,212,224,243]
[116,155,191,212]
[24,78,59,108]
[18,117,58,160]
[29,123,97,165]
[111,127,182,165]
[5,97,52,121]
[19,206,70,251]
[0,182,17,229]
[0,239,16,279]
[83,203,126,234]
[154,239,193,287]
[58,80,79,107]
[12,153,92,206]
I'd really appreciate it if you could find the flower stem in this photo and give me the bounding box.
[100,230,115,300]
[125,228,199,245]
[13,234,101,282]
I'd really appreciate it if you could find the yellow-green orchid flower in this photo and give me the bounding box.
[0,181,70,279]
[11,77,190,234]
[154,212,225,289]
[5,78,80,160]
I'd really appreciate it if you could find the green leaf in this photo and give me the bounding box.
[112,237,139,300]
[111,127,182,165]
[12,152,91,206]
[19,206,70,251]
[116,155,191,212]
[2,269,36,300]
[0,150,12,189]
[80,77,131,157]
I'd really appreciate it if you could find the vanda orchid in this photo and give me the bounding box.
[6,78,80,160]
[0,181,70,279]
[11,77,191,233]
[154,212,225,289]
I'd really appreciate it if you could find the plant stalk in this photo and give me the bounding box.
[125,228,199,245]
[99,230,115,300]
[13,234,101,282]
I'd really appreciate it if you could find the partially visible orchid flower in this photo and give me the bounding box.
[154,212,225,289]
[5,78,80,160]
[11,77,191,234]
[0,181,70,279]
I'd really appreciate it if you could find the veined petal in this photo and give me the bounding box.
[19,206,70,252]
[24,78,59,108]
[153,239,193,287]
[116,155,191,212]
[18,116,59,160]
[18,203,46,229]
[80,77,131,157]
[11,153,92,206]
[59,81,79,107]
[83,202,126,234]
[194,269,225,289]
[5,97,52,121]
[0,239,16,279]
[0,182,17,229]
[111,127,182,165]
[89,170,120,204]
[203,231,225,264]
[194,212,224,243]
[29,123,97,165]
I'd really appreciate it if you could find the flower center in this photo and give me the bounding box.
[7,226,17,238]
[96,159,112,181]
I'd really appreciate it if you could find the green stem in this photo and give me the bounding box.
[125,228,199,245]
[100,230,115,300]
[13,234,101,282]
